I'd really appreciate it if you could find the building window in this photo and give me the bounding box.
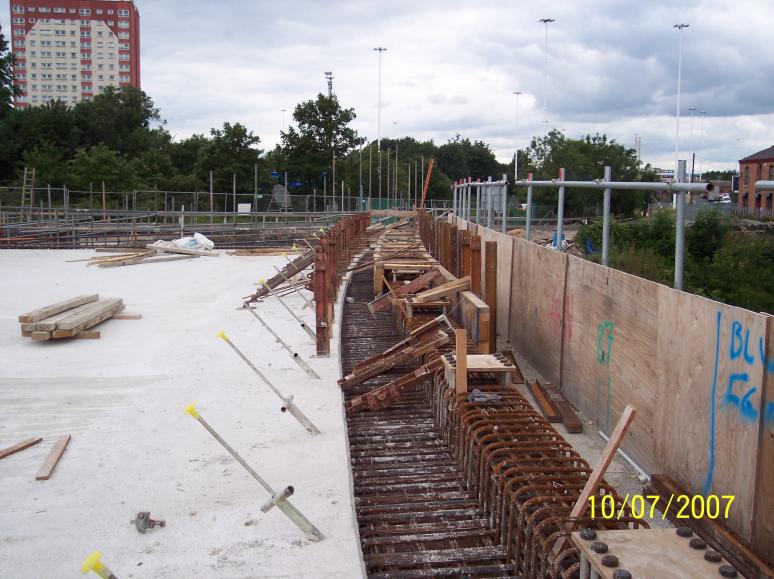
[14,40,25,47]
[54,7,65,13]
[38,7,50,13]
[769,165,774,180]
[744,166,750,185]
[96,9,103,14]
[55,30,65,36]
[14,29,25,36]
[12,5,24,13]
[13,17,24,24]
[118,21,129,28]
[79,8,91,15]
[119,54,129,61]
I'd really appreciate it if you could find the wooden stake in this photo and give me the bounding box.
[461,230,471,278]
[552,404,637,556]
[484,240,497,353]
[471,235,482,296]
[455,328,467,395]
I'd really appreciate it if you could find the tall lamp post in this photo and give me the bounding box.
[673,23,690,182]
[699,110,706,181]
[539,18,554,133]
[512,90,522,184]
[688,106,696,183]
[374,47,387,202]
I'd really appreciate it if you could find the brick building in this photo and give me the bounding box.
[739,145,774,212]
[9,0,140,108]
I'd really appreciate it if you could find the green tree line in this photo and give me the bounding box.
[2,30,655,215]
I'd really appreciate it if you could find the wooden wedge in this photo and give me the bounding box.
[18,294,99,323]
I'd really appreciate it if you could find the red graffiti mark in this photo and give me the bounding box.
[547,273,573,343]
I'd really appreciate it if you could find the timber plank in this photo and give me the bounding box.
[35,301,103,331]
[540,380,583,433]
[35,435,71,480]
[52,300,122,338]
[146,243,218,257]
[54,298,123,331]
[18,294,99,323]
[0,437,42,460]
[413,276,471,303]
[526,380,561,422]
[99,254,199,267]
[31,331,52,341]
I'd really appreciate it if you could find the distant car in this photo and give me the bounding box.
[720,194,731,204]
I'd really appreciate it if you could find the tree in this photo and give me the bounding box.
[524,131,658,216]
[74,86,165,157]
[69,145,138,191]
[278,94,362,190]
[436,135,505,183]
[194,122,264,203]
[0,32,20,117]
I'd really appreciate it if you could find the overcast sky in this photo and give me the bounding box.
[5,0,773,172]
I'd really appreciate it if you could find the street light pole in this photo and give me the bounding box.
[513,90,522,184]
[699,110,706,181]
[688,106,696,183]
[539,18,555,133]
[674,23,690,182]
[374,47,387,202]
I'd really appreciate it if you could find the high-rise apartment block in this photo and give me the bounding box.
[9,0,140,108]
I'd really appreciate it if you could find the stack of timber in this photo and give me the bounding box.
[70,243,219,268]
[18,294,124,341]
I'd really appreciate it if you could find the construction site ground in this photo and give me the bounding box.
[0,250,659,578]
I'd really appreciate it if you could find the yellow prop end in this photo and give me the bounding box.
[216,330,228,341]
[81,551,103,575]
[184,404,201,419]
[319,227,325,233]
[292,244,298,250]
[258,277,266,285]
[281,252,287,257]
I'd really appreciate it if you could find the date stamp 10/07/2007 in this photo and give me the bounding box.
[588,494,735,521]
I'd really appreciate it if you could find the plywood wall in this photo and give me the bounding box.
[450,217,773,544]
[561,256,661,473]
[656,290,769,541]
[507,236,567,386]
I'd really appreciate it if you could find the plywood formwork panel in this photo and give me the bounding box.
[477,227,514,340]
[561,255,661,473]
[655,289,768,542]
[752,315,773,563]
[507,236,566,385]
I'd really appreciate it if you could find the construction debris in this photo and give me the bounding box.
[35,435,71,481]
[19,296,125,341]
[0,437,43,460]
[132,511,166,534]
